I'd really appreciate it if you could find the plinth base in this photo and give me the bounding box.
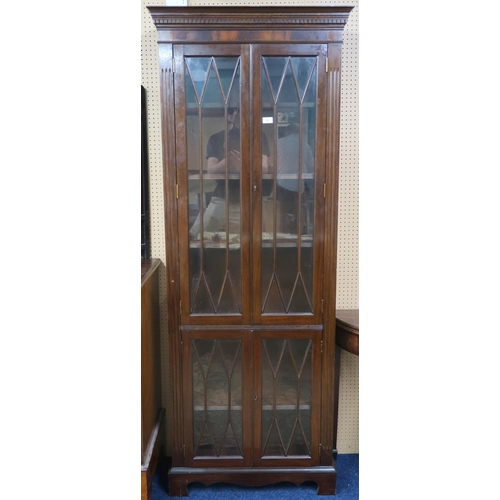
[168,465,337,496]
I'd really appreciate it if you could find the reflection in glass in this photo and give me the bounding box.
[185,56,242,314]
[261,56,317,315]
[192,339,243,457]
[261,338,312,457]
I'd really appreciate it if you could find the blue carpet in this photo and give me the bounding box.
[151,454,358,499]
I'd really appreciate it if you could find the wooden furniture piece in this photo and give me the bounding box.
[335,309,359,356]
[148,6,353,496]
[333,309,359,458]
[141,258,165,500]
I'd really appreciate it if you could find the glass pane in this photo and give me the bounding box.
[291,57,316,101]
[263,57,287,102]
[186,56,242,315]
[186,57,210,103]
[192,339,243,458]
[261,339,312,457]
[261,56,317,315]
[214,57,239,99]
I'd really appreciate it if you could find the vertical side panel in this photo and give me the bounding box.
[320,42,343,466]
[159,42,184,466]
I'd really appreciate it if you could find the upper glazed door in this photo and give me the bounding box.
[175,45,252,325]
[252,44,328,326]
[175,44,327,327]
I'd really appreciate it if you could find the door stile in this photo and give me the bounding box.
[311,47,328,329]
[251,44,263,327]
[242,327,254,464]
[173,44,191,328]
[252,328,263,466]
[181,330,194,464]
[239,44,252,327]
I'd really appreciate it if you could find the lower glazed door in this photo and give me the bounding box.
[182,328,322,468]
[253,329,322,467]
[182,329,253,467]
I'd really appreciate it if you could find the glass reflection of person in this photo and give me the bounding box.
[190,107,270,238]
[276,122,314,234]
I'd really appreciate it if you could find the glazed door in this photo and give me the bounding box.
[175,43,327,326]
[254,329,322,466]
[182,328,321,468]
[182,329,253,467]
[175,45,252,325]
[252,44,328,326]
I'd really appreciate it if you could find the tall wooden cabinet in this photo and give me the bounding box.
[148,6,353,496]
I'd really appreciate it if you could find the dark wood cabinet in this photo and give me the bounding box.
[141,258,164,500]
[148,6,353,496]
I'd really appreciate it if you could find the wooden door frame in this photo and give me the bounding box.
[252,328,322,467]
[174,44,252,326]
[251,43,328,327]
[181,328,254,468]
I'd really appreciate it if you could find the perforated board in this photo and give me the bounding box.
[141,0,359,455]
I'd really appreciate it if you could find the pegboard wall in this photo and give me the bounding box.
[141,0,359,455]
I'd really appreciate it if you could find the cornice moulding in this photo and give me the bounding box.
[147,6,354,29]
